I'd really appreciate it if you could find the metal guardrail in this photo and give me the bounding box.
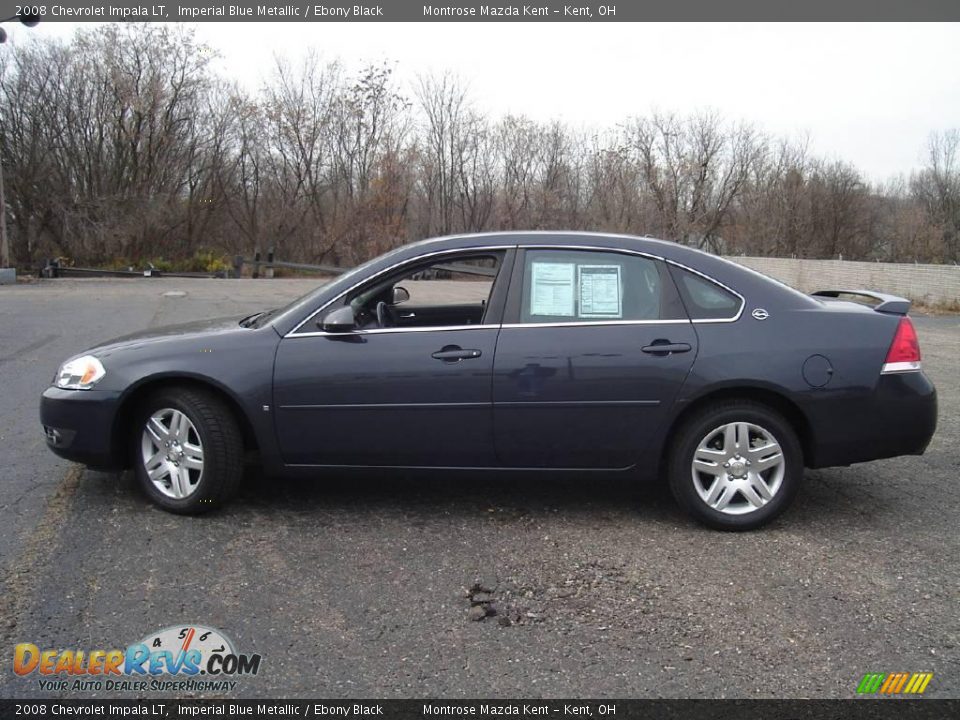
[432,262,498,278]
[40,251,499,281]
[41,260,224,279]
[234,250,343,279]
[234,251,497,279]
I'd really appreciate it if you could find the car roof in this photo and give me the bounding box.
[404,230,679,255]
[400,231,754,278]
[400,231,819,308]
[269,231,819,335]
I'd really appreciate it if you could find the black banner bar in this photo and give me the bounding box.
[1,0,959,22]
[1,700,960,720]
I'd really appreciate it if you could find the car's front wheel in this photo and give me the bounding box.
[668,401,803,530]
[133,386,243,514]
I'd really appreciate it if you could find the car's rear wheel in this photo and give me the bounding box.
[133,386,243,514]
[668,401,803,530]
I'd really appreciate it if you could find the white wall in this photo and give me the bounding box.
[723,257,960,306]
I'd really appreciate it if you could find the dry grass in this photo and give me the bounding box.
[912,297,960,315]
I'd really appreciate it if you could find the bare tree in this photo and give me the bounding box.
[912,130,960,262]
[621,111,761,252]
[1,26,956,269]
[415,72,474,237]
[328,63,411,262]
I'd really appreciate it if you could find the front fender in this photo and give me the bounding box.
[102,326,283,473]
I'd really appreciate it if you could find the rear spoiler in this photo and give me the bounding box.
[811,289,911,315]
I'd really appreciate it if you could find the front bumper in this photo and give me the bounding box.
[40,386,125,470]
[806,370,938,468]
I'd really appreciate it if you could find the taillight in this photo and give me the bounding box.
[882,317,921,373]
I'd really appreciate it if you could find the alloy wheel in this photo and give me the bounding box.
[690,421,785,515]
[140,408,204,499]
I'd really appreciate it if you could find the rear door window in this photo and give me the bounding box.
[517,249,665,323]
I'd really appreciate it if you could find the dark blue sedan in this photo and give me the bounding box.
[40,232,937,529]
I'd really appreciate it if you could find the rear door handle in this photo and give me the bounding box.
[641,341,692,355]
[432,346,482,362]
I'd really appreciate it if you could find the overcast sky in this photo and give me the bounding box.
[10,22,960,182]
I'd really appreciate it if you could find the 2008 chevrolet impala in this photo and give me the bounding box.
[40,232,937,529]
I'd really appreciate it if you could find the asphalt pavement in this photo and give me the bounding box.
[0,278,958,699]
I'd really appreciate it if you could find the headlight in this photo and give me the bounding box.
[56,355,106,390]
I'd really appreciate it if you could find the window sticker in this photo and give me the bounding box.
[578,264,622,318]
[529,261,576,316]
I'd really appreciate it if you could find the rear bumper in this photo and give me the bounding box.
[39,387,124,470]
[806,371,937,468]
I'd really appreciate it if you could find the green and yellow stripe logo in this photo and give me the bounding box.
[857,672,933,695]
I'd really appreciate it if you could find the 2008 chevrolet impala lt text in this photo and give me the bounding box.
[39,232,937,530]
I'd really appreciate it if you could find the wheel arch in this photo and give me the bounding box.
[111,373,260,469]
[657,384,814,477]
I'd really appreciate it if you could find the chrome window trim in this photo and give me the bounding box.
[291,324,501,339]
[661,258,746,324]
[292,318,693,339]
[500,319,691,329]
[285,245,514,338]
[520,243,665,259]
[283,242,745,338]
[519,244,745,325]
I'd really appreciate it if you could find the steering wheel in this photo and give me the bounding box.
[375,301,395,329]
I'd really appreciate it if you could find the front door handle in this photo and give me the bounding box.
[641,340,692,356]
[431,345,482,362]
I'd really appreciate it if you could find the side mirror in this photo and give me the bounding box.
[319,306,356,333]
[392,286,410,305]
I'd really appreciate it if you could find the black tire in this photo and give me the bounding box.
[132,386,243,514]
[667,401,803,531]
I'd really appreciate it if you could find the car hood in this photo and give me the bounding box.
[84,315,252,358]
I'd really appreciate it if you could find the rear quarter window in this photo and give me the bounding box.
[670,266,742,320]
